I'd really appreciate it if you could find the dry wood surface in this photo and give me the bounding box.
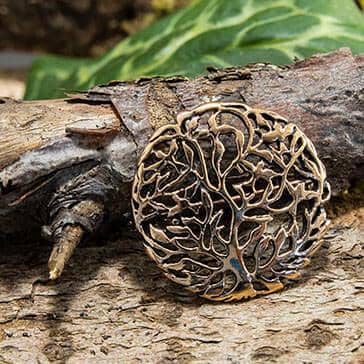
[0,49,363,363]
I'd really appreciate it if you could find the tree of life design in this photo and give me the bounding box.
[132,102,330,301]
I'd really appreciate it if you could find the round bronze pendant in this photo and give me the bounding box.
[132,102,330,301]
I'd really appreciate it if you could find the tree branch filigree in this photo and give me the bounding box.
[132,102,330,301]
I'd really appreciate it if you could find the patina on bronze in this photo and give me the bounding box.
[132,102,331,301]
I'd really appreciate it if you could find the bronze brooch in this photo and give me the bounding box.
[132,102,330,301]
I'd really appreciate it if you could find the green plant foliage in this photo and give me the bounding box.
[25,0,364,100]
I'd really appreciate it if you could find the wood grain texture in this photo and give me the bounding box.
[0,208,362,363]
[0,99,119,170]
[0,49,363,363]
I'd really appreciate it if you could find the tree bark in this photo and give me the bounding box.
[1,48,363,195]
[0,49,363,362]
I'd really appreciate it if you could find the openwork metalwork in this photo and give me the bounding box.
[132,102,330,301]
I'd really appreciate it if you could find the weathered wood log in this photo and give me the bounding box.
[0,48,363,363]
[0,196,363,362]
[0,48,363,278]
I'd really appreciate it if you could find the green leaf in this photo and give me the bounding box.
[25,0,364,100]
